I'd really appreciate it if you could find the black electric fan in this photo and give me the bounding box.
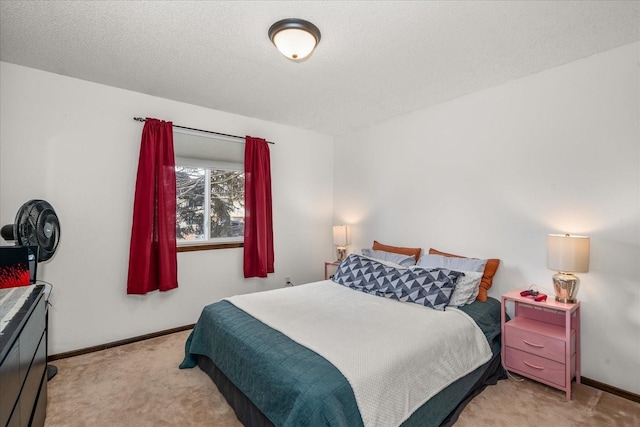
[1,199,60,261]
[1,199,61,380]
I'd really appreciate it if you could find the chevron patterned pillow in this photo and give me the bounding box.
[332,254,461,311]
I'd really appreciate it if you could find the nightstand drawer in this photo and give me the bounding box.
[505,317,574,363]
[505,347,566,387]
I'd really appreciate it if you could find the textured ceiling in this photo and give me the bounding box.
[1,1,638,136]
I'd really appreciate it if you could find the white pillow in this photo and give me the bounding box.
[416,254,487,273]
[466,282,481,304]
[357,254,409,269]
[361,248,415,267]
[448,271,483,307]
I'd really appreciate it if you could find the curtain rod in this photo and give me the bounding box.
[133,117,275,145]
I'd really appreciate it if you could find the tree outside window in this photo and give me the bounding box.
[176,166,244,243]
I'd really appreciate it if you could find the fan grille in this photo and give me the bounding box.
[15,200,60,262]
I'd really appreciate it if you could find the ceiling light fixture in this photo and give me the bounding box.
[268,18,321,61]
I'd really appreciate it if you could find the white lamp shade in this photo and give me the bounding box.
[272,28,317,60]
[332,225,351,246]
[547,234,590,273]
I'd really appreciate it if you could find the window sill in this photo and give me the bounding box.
[177,242,243,252]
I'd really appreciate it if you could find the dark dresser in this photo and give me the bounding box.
[0,285,47,427]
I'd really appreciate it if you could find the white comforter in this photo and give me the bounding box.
[226,280,492,427]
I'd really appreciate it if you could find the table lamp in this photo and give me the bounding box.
[333,225,351,262]
[546,234,590,303]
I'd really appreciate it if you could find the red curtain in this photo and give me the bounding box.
[127,118,178,294]
[243,136,274,278]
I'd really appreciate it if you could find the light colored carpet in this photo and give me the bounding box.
[45,330,640,427]
[456,373,640,427]
[45,330,241,427]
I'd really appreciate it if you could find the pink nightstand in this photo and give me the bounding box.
[501,289,581,400]
[324,261,340,280]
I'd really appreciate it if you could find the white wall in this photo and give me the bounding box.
[334,42,640,394]
[0,62,334,355]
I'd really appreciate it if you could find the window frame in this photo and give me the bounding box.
[174,157,245,252]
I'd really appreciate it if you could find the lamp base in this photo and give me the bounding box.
[552,272,580,303]
[336,247,346,262]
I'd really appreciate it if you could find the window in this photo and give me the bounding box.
[173,129,245,249]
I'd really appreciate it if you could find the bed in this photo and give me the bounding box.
[180,253,505,427]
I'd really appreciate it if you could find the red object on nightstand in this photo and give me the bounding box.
[501,289,581,400]
[520,289,548,301]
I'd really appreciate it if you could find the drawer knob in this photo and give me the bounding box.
[523,339,544,348]
[523,361,545,370]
